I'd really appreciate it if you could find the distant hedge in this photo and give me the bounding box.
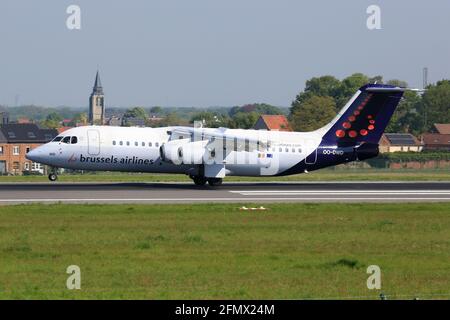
[377,151,450,162]
[365,152,450,168]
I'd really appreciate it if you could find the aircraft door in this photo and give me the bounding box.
[305,148,317,165]
[87,129,100,155]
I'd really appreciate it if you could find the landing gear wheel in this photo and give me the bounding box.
[192,176,207,186]
[48,173,58,181]
[207,178,223,187]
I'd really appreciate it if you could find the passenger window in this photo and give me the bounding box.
[71,136,78,144]
[149,142,152,147]
[62,136,71,144]
[279,147,282,152]
[298,148,302,153]
[142,142,145,147]
[126,141,130,146]
[119,141,123,146]
[292,148,295,153]
[135,141,138,146]
[113,141,116,146]
[156,142,159,147]
[285,148,289,152]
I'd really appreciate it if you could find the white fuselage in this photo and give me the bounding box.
[27,125,323,177]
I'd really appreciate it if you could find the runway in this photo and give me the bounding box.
[0,181,450,204]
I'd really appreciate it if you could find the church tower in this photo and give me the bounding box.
[89,71,105,125]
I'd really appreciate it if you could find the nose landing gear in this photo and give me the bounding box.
[48,168,58,181]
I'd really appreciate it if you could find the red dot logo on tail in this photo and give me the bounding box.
[335,130,345,138]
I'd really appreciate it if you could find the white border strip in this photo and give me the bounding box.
[0,197,450,203]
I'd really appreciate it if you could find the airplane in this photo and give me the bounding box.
[26,84,405,186]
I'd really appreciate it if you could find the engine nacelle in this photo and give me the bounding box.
[180,141,208,165]
[159,139,190,164]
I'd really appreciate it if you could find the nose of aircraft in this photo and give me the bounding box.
[26,146,44,162]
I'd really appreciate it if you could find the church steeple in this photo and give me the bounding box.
[89,70,105,125]
[93,71,104,95]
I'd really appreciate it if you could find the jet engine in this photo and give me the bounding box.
[159,139,190,164]
[179,140,209,165]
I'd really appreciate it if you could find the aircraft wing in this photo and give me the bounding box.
[167,127,270,152]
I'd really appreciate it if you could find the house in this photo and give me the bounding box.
[0,123,58,175]
[253,115,292,131]
[431,123,450,135]
[17,117,32,124]
[1,112,8,125]
[422,133,450,151]
[57,126,73,134]
[421,123,450,151]
[121,117,146,127]
[379,133,423,153]
[148,115,164,122]
[61,119,72,126]
[106,116,122,127]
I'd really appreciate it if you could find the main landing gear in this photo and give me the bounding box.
[190,176,223,187]
[207,178,223,186]
[192,176,207,186]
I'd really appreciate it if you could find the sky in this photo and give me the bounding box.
[0,0,449,108]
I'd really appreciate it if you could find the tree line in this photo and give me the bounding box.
[1,73,448,134]
[289,73,450,135]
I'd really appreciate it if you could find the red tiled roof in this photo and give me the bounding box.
[17,118,31,124]
[57,127,73,134]
[433,123,450,135]
[260,115,292,131]
[422,133,450,145]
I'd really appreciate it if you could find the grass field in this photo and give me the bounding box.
[0,203,449,299]
[0,168,449,183]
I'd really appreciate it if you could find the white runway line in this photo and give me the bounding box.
[1,197,450,203]
[230,190,450,195]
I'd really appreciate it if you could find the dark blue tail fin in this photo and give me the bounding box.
[321,84,405,146]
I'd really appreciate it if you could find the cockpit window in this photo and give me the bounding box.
[71,136,78,144]
[52,136,63,142]
[62,136,71,144]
